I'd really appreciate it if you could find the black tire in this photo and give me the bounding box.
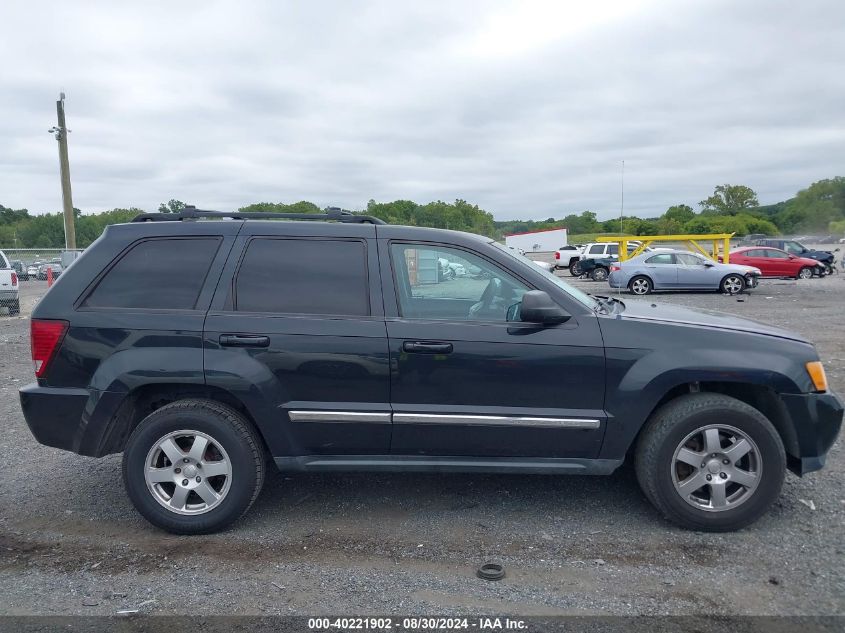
[628,275,652,295]
[635,393,785,532]
[123,399,266,534]
[569,261,583,276]
[796,267,813,280]
[720,274,745,294]
[590,266,609,282]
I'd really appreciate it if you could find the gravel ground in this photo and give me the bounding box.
[0,274,843,617]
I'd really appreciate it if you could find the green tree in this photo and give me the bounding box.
[158,199,186,213]
[663,204,695,224]
[775,177,845,233]
[699,185,759,216]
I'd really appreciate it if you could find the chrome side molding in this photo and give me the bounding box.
[393,413,600,429]
[288,410,391,424]
[289,410,600,429]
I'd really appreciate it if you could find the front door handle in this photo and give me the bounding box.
[402,341,453,354]
[219,334,270,348]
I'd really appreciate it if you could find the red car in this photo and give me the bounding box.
[729,246,821,279]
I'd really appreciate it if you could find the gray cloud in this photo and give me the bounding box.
[0,0,842,220]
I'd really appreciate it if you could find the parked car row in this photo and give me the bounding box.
[9,259,64,281]
[607,250,760,295]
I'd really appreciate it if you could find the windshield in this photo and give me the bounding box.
[491,242,600,310]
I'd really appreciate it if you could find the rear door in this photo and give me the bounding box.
[204,223,391,457]
[643,253,678,288]
[735,249,767,275]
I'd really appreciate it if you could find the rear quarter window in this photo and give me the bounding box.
[82,237,221,310]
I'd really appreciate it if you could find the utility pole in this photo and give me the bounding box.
[49,92,76,249]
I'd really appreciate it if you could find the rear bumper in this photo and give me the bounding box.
[19,383,126,456]
[607,272,624,288]
[781,391,843,475]
[0,289,18,300]
[19,383,89,452]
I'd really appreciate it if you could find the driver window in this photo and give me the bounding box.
[390,243,528,321]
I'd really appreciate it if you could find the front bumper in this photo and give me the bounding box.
[781,391,843,475]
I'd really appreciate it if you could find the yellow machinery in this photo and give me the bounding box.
[596,233,735,263]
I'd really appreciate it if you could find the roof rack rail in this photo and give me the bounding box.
[131,205,386,225]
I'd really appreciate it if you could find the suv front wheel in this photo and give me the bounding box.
[635,393,785,531]
[123,399,265,534]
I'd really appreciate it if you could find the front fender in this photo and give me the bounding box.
[597,316,814,459]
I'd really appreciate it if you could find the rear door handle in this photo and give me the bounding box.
[219,334,270,348]
[402,341,453,354]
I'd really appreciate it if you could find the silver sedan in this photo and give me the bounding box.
[607,250,761,295]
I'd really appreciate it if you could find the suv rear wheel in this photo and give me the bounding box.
[635,393,785,531]
[123,399,265,534]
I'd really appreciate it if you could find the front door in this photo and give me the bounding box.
[204,226,391,457]
[381,241,606,459]
[675,252,721,288]
[763,249,791,276]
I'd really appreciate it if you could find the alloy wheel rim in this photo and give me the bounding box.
[144,430,232,515]
[632,279,649,294]
[594,269,608,281]
[799,268,812,279]
[723,276,742,294]
[671,424,761,512]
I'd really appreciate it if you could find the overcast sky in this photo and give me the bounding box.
[1,0,843,220]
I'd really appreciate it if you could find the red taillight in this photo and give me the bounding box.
[555,252,560,260]
[11,272,17,286]
[610,265,621,272]
[30,319,68,378]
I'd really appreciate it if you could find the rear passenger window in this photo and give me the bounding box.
[235,238,369,316]
[83,238,220,310]
[588,245,604,254]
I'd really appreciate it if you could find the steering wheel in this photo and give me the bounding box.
[468,277,503,319]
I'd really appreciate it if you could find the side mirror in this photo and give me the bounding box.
[788,254,797,259]
[519,290,570,325]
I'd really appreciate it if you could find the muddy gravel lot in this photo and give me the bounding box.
[0,275,843,616]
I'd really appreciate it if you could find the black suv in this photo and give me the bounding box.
[20,208,842,534]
